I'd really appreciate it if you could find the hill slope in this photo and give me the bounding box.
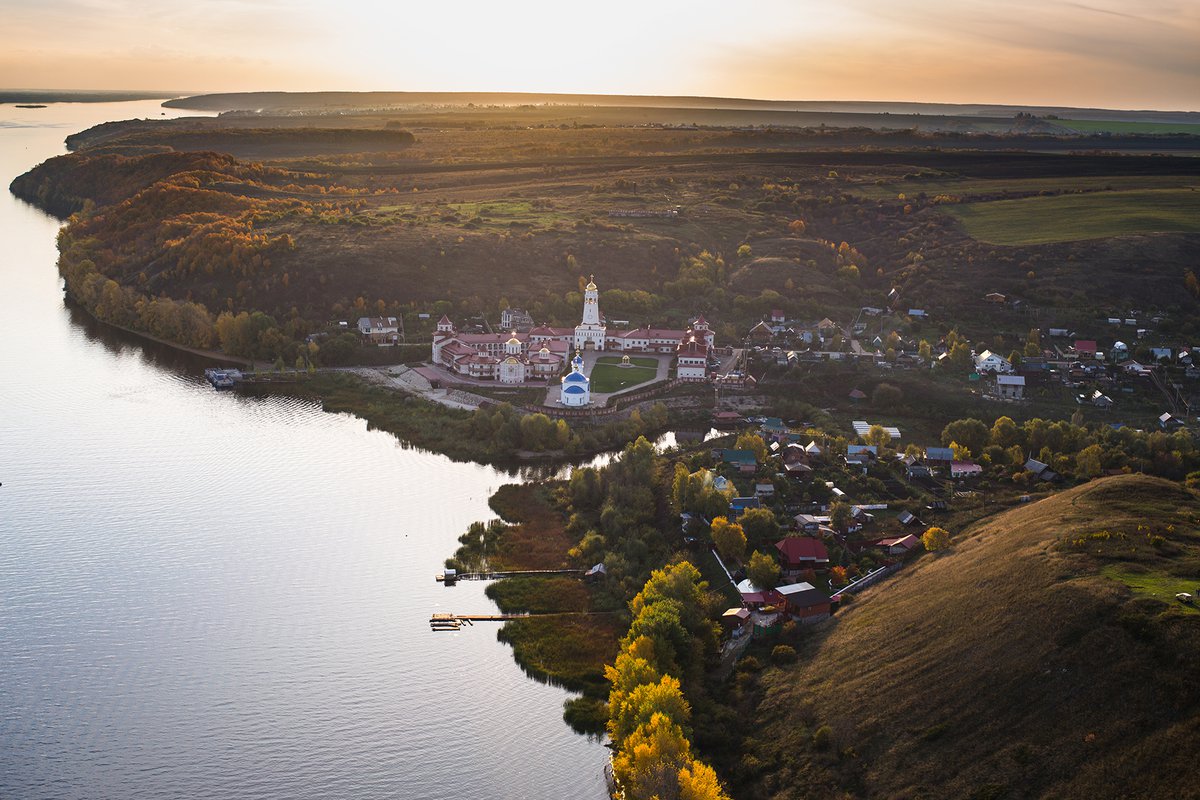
[738,474,1200,800]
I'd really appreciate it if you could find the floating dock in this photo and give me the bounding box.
[204,367,243,389]
[429,612,530,631]
[436,568,583,583]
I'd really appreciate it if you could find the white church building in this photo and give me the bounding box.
[559,353,591,406]
[431,275,715,383]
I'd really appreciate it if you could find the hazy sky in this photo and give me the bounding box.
[3,0,1198,110]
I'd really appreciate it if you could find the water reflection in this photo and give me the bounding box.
[1,100,610,800]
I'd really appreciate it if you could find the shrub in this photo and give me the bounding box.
[813,724,833,750]
[771,644,797,665]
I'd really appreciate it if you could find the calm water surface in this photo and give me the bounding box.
[0,101,608,799]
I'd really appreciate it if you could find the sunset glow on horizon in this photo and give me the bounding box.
[3,0,1198,111]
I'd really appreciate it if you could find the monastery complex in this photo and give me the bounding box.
[431,277,716,386]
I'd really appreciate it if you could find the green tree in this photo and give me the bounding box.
[1025,328,1042,357]
[990,416,1022,449]
[949,341,972,369]
[734,432,768,463]
[1075,444,1103,478]
[739,507,780,551]
[829,501,852,533]
[941,418,990,457]
[746,550,781,590]
[922,526,951,551]
[872,382,903,407]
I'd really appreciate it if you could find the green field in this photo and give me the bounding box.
[1103,565,1200,614]
[588,355,659,393]
[850,174,1198,201]
[944,188,1200,244]
[1058,119,1200,134]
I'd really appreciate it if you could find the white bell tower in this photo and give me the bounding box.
[574,274,606,350]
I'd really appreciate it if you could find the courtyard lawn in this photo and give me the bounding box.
[588,356,659,393]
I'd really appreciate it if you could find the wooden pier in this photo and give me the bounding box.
[429,611,530,631]
[436,568,583,583]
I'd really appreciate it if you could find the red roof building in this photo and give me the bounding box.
[775,537,830,571]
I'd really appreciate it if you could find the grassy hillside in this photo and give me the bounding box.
[946,189,1200,245]
[734,474,1200,800]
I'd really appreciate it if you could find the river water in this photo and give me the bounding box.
[0,101,609,799]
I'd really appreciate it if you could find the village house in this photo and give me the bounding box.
[974,349,1013,374]
[1160,412,1185,430]
[874,534,921,555]
[721,607,752,638]
[775,582,832,623]
[925,446,954,466]
[729,497,762,519]
[775,536,830,575]
[950,461,983,479]
[996,374,1026,399]
[357,316,401,345]
[1024,458,1060,482]
[716,449,758,473]
[793,513,829,533]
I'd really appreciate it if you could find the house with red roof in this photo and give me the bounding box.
[873,534,921,555]
[775,536,829,578]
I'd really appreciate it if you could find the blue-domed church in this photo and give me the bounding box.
[560,352,591,407]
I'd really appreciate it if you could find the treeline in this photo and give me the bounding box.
[940,415,1199,481]
[606,563,729,800]
[10,151,261,217]
[309,374,672,465]
[38,151,353,356]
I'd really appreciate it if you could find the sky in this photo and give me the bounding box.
[2,0,1198,110]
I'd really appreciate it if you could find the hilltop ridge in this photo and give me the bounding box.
[735,474,1200,799]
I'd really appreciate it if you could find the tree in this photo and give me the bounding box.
[737,244,753,259]
[739,507,780,551]
[608,673,691,745]
[829,501,852,533]
[678,761,730,800]
[1025,328,1041,357]
[734,432,768,463]
[990,416,1022,449]
[710,517,746,563]
[864,424,891,449]
[941,418,990,457]
[1075,444,1103,478]
[948,341,972,370]
[612,713,693,800]
[918,339,933,361]
[746,550,780,590]
[922,526,951,552]
[872,382,903,407]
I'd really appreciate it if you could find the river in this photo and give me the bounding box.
[0,101,610,799]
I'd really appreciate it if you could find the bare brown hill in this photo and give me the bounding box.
[736,474,1200,800]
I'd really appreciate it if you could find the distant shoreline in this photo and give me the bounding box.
[1,91,179,105]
